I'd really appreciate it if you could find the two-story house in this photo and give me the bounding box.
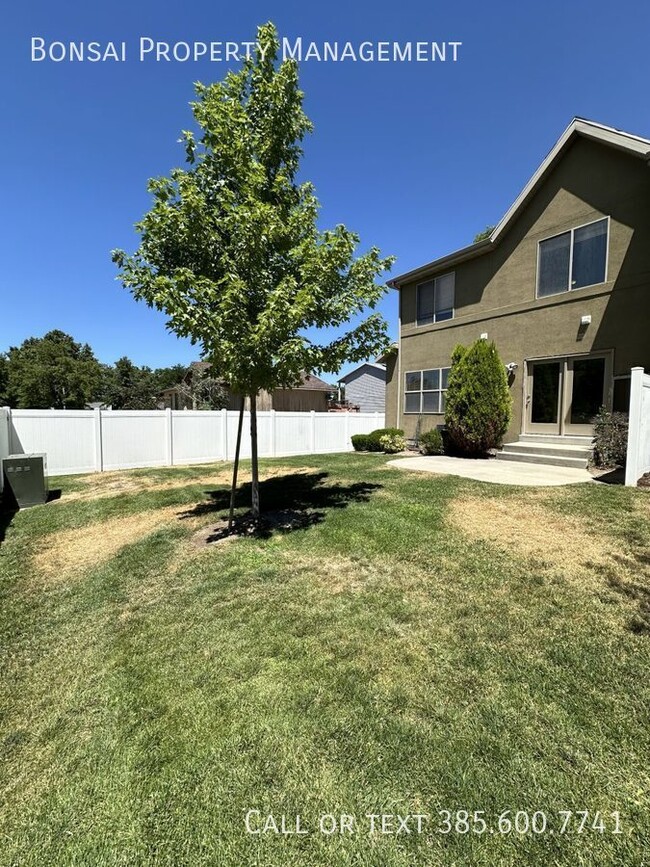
[385,119,650,466]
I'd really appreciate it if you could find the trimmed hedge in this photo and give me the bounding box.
[351,428,405,452]
[351,434,372,451]
[419,428,444,455]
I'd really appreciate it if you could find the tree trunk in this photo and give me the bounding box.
[227,395,245,531]
[250,391,260,519]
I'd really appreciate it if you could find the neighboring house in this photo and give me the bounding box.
[338,362,386,412]
[161,362,334,412]
[385,118,650,466]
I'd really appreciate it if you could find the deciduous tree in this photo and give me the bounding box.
[113,22,394,521]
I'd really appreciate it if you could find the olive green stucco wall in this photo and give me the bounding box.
[386,137,650,440]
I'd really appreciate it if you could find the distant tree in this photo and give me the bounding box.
[152,364,188,393]
[176,365,229,410]
[473,225,495,243]
[6,330,103,408]
[0,354,8,405]
[113,23,394,522]
[444,339,511,455]
[101,356,162,409]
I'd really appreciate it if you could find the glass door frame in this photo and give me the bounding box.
[524,350,613,436]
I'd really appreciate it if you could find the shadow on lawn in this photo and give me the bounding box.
[0,506,15,547]
[178,471,382,541]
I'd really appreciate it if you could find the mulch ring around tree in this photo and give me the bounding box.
[190,510,316,547]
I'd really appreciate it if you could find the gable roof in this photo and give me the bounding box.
[338,362,386,383]
[295,372,333,391]
[388,118,650,288]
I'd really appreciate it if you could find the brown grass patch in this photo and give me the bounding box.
[62,465,317,503]
[283,551,381,594]
[31,506,202,586]
[449,494,621,578]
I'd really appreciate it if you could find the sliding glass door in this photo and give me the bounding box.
[526,354,610,436]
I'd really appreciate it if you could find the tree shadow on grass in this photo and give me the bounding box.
[178,471,382,542]
[0,506,16,547]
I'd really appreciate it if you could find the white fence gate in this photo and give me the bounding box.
[0,408,384,478]
[625,366,650,486]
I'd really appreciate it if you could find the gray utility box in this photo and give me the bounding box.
[2,454,49,508]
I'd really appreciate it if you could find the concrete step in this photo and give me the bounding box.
[496,450,588,469]
[501,440,592,460]
[518,434,593,446]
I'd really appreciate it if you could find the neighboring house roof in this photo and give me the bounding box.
[296,372,333,391]
[388,118,650,288]
[339,362,386,383]
[164,366,332,394]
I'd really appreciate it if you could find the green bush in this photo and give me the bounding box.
[366,427,404,452]
[379,433,406,454]
[351,434,371,451]
[445,340,512,455]
[352,428,405,452]
[592,408,628,467]
[419,428,444,455]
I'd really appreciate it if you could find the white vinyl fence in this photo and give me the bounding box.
[625,366,650,486]
[0,407,384,478]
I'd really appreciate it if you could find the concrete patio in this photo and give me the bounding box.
[388,454,594,486]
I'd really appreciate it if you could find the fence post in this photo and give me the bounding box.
[165,408,173,466]
[625,366,644,486]
[93,407,103,473]
[221,408,228,461]
[0,407,10,492]
[344,411,350,451]
[270,409,276,457]
[310,410,316,454]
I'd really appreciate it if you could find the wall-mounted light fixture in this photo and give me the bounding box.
[576,313,592,341]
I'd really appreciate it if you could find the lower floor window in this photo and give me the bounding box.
[404,367,450,413]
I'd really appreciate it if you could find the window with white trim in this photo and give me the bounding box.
[416,272,455,325]
[537,218,608,297]
[404,367,450,413]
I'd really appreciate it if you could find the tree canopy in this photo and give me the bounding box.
[5,330,104,409]
[473,225,496,243]
[0,331,193,410]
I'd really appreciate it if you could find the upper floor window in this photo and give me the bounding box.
[416,272,455,325]
[404,367,450,413]
[537,217,608,298]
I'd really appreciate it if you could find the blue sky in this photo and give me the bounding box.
[2,0,650,379]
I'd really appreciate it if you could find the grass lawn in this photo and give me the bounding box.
[1,453,649,866]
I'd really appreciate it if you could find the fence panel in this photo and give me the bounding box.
[6,408,385,476]
[7,410,96,475]
[626,367,650,486]
[172,411,225,466]
[101,412,168,471]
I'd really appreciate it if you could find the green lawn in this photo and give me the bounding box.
[1,453,649,866]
